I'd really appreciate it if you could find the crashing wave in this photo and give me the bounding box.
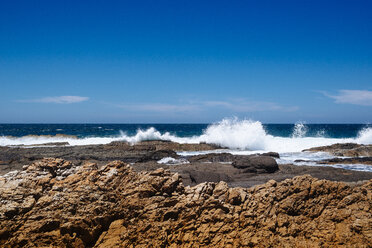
[1,118,371,152]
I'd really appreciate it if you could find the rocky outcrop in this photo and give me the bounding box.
[2,142,372,189]
[304,143,372,157]
[0,141,221,175]
[105,140,222,151]
[1,158,371,247]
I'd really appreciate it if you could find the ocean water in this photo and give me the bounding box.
[1,119,371,172]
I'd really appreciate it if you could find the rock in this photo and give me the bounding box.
[232,155,279,173]
[138,150,179,162]
[304,143,372,157]
[132,158,372,188]
[106,140,222,151]
[187,152,280,163]
[0,141,222,174]
[302,143,372,166]
[25,142,70,147]
[260,152,280,158]
[187,153,235,163]
[1,158,370,247]
[318,157,372,165]
[226,188,243,205]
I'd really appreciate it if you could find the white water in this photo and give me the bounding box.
[157,157,190,165]
[1,118,371,152]
[1,118,372,172]
[292,121,308,138]
[176,150,372,172]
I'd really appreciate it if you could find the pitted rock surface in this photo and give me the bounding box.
[0,158,371,247]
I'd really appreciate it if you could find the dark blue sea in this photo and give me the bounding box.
[0,123,369,139]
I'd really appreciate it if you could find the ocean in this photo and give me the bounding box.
[1,119,371,172]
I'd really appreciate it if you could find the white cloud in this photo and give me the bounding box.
[116,99,298,113]
[323,90,372,106]
[204,100,298,112]
[19,96,89,104]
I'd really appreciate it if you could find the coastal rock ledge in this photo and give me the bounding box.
[0,158,371,247]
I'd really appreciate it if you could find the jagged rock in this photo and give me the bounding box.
[0,158,371,247]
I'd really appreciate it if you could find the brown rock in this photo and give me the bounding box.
[304,143,372,157]
[0,158,371,247]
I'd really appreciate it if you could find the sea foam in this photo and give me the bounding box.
[1,119,371,153]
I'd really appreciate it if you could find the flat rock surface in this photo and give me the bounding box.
[133,161,372,188]
[0,158,371,247]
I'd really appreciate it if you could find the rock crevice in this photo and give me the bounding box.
[0,158,371,247]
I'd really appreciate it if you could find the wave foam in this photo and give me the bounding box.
[1,119,371,152]
[292,122,308,138]
[356,127,372,144]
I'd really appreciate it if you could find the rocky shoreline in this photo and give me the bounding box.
[0,158,371,247]
[0,141,372,247]
[1,141,372,187]
[303,143,372,157]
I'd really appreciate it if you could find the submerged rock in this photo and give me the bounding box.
[0,158,371,247]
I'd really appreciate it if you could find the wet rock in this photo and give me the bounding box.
[260,151,280,158]
[22,142,70,147]
[187,153,234,163]
[304,143,372,157]
[318,157,372,165]
[138,150,179,162]
[0,141,222,175]
[107,140,222,151]
[232,155,279,173]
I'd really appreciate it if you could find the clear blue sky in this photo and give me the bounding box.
[1,0,371,123]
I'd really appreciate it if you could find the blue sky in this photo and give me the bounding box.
[0,0,371,123]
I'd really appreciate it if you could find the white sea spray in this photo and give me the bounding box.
[1,118,371,153]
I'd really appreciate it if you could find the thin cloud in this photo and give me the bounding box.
[323,90,372,106]
[115,99,298,113]
[118,103,199,112]
[18,96,89,104]
[204,100,299,112]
